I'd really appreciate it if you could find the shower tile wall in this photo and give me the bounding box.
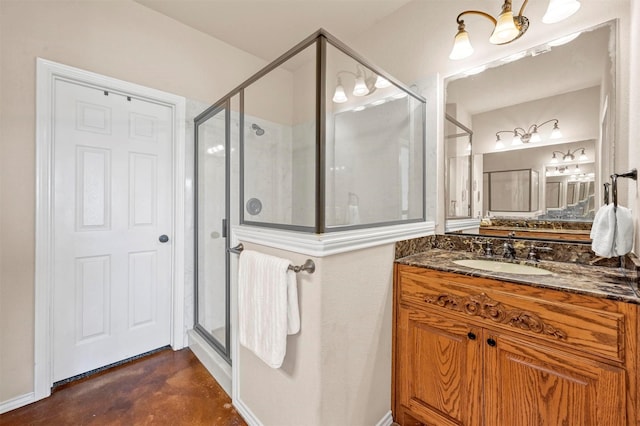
[243,120,293,224]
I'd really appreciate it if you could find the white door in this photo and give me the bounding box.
[52,79,173,381]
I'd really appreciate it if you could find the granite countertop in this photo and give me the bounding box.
[396,249,640,305]
[480,226,590,235]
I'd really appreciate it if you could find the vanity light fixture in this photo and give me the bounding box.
[547,31,582,47]
[332,65,392,103]
[495,118,560,149]
[449,0,581,60]
[550,148,587,163]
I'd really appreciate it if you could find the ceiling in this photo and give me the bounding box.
[135,1,614,117]
[134,0,413,62]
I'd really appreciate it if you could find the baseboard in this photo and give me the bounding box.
[232,396,391,426]
[233,396,263,426]
[375,410,394,426]
[0,392,35,415]
[188,330,232,396]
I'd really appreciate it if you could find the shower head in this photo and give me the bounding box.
[251,123,265,136]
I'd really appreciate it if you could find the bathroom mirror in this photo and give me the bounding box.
[444,20,616,241]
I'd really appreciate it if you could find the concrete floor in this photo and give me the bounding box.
[0,348,246,425]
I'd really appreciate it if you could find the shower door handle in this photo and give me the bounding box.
[222,218,227,238]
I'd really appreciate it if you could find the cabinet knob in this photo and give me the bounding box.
[467,332,476,340]
[487,338,497,347]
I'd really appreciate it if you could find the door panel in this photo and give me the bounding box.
[52,80,173,381]
[484,332,626,426]
[194,105,230,360]
[396,307,482,426]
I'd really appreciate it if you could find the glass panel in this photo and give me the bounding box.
[243,43,317,230]
[546,182,561,208]
[325,43,424,229]
[195,106,228,355]
[489,170,531,212]
[567,182,577,205]
[531,170,539,211]
[445,115,472,218]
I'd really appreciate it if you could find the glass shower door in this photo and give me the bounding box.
[194,103,230,363]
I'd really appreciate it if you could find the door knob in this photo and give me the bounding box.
[159,234,169,243]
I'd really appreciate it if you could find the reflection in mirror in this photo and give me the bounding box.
[444,20,615,241]
[445,114,472,218]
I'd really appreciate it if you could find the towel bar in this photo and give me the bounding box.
[228,243,316,274]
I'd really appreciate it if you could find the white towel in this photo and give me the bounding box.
[238,250,300,368]
[614,205,634,256]
[590,204,616,257]
[346,205,360,225]
[590,204,634,257]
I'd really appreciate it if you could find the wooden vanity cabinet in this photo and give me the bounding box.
[393,264,639,426]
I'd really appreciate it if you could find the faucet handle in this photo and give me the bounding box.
[483,240,493,257]
[527,244,553,261]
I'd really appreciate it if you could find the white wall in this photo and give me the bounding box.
[0,0,269,404]
[471,87,600,155]
[237,243,394,426]
[629,0,640,254]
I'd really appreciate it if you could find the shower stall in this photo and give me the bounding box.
[193,30,426,363]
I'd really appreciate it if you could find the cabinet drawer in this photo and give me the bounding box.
[397,266,625,362]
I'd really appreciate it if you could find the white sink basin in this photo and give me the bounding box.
[453,259,553,276]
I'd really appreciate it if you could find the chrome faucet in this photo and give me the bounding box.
[502,232,516,260]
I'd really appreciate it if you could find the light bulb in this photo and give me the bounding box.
[332,79,348,103]
[574,165,581,174]
[352,74,369,97]
[550,123,562,139]
[374,76,391,89]
[495,136,505,149]
[547,32,581,47]
[550,153,558,164]
[579,149,588,161]
[530,130,541,143]
[449,27,474,60]
[542,0,581,24]
[489,10,519,44]
[511,132,522,145]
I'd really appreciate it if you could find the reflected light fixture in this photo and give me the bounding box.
[332,65,393,103]
[449,0,581,60]
[494,119,560,149]
[542,0,581,24]
[550,148,587,163]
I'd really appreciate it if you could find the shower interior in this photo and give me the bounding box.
[193,30,426,363]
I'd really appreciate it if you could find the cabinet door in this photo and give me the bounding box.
[396,307,482,426]
[484,332,626,426]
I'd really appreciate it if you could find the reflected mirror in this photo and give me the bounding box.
[444,20,615,241]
